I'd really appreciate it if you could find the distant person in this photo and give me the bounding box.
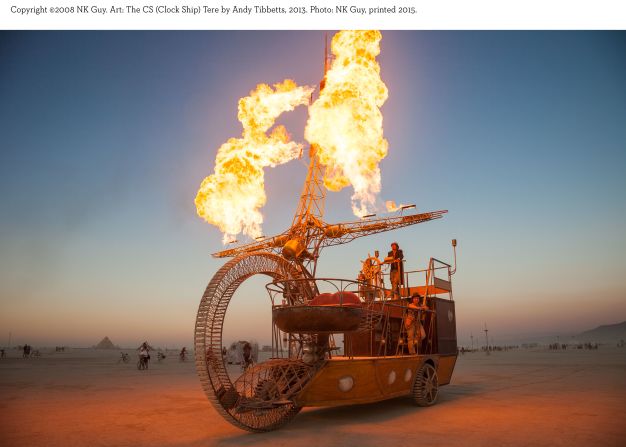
[137,341,152,368]
[23,344,31,358]
[404,293,428,355]
[138,341,152,357]
[242,342,253,370]
[387,242,404,297]
[1,349,5,358]
[222,346,227,357]
[138,346,150,369]
[179,347,187,362]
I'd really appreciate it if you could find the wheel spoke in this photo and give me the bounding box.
[413,363,438,406]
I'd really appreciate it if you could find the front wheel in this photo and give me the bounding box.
[195,252,304,432]
[411,362,438,406]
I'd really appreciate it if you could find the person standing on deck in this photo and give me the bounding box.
[387,242,404,297]
[405,293,428,354]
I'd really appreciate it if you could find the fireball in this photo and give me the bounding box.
[305,30,389,217]
[195,80,313,243]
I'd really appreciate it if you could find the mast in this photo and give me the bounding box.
[290,145,326,233]
[291,33,330,232]
[285,36,331,273]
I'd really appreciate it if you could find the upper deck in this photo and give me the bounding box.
[267,255,458,359]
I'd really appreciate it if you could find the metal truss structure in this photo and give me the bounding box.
[212,209,447,261]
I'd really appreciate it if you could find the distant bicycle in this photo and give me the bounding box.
[117,352,129,364]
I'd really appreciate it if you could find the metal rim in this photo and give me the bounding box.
[412,362,439,406]
[194,252,303,432]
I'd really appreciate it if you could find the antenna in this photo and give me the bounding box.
[484,323,490,355]
[324,33,329,74]
[319,33,330,92]
[450,239,458,275]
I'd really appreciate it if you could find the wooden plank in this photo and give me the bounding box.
[434,277,452,292]
[401,285,451,296]
[436,354,457,385]
[294,356,434,407]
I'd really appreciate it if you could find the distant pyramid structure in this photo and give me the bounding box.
[576,321,626,343]
[95,336,117,349]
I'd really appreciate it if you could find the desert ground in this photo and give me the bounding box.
[0,347,624,447]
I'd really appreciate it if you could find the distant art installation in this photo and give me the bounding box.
[193,31,459,432]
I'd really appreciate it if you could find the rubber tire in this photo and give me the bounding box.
[411,362,439,406]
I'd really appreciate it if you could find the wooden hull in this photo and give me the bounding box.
[294,354,457,407]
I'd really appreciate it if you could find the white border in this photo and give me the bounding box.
[2,0,626,30]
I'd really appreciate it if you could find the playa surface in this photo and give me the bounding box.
[0,347,624,447]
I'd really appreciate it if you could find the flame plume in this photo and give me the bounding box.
[195,80,313,243]
[305,30,389,217]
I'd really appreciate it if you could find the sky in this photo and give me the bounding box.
[1,31,625,348]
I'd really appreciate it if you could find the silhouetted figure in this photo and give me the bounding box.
[404,293,428,354]
[137,341,151,370]
[242,342,253,370]
[387,242,404,297]
[179,347,187,362]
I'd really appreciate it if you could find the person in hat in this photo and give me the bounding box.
[404,293,428,354]
[387,242,404,297]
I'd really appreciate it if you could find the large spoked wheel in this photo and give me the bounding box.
[412,362,439,406]
[194,252,305,432]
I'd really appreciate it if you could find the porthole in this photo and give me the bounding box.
[338,375,354,392]
[404,368,412,382]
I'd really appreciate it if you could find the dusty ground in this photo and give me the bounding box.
[1,347,624,447]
